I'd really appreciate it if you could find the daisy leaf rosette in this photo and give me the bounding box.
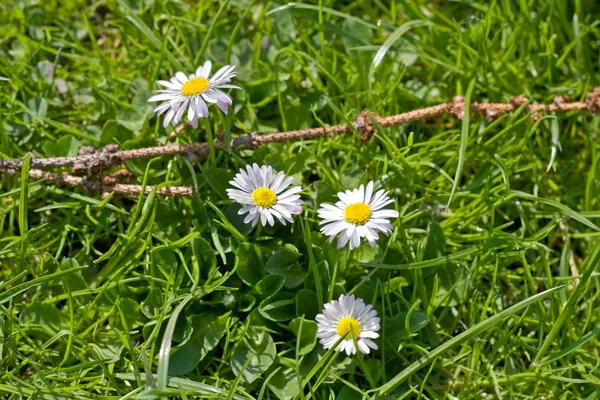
[226,164,303,227]
[148,60,240,128]
[318,181,399,250]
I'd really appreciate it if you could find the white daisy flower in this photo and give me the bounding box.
[148,60,240,128]
[226,164,303,227]
[318,181,398,250]
[316,294,380,356]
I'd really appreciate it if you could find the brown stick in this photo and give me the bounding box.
[2,95,596,173]
[26,169,193,197]
[3,89,600,197]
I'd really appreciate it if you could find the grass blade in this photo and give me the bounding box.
[19,153,31,273]
[369,20,429,81]
[447,78,476,208]
[540,325,600,365]
[513,190,600,231]
[0,266,85,305]
[156,295,194,391]
[533,237,600,364]
[373,286,563,398]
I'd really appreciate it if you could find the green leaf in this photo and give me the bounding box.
[231,326,276,384]
[115,374,247,400]
[253,274,285,298]
[110,297,145,331]
[383,312,429,345]
[541,325,600,365]
[42,135,82,157]
[91,330,125,363]
[169,311,230,375]
[116,109,147,132]
[27,97,48,120]
[235,243,266,285]
[296,289,320,320]
[204,167,235,198]
[207,201,246,241]
[101,120,134,146]
[192,237,217,280]
[265,246,306,289]
[224,203,254,236]
[423,221,446,261]
[19,303,64,334]
[289,317,318,356]
[336,386,363,400]
[259,292,296,322]
[267,366,300,400]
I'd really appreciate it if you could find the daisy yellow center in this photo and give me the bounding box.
[252,187,277,208]
[337,317,361,337]
[344,202,371,225]
[181,77,210,97]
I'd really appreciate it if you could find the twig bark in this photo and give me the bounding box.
[24,169,193,197]
[2,89,599,197]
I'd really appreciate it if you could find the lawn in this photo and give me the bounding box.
[1,0,600,399]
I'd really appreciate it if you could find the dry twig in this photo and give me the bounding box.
[2,90,599,197]
[17,169,194,198]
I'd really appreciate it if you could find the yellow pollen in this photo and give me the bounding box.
[251,187,277,208]
[337,317,361,337]
[181,77,210,97]
[344,202,371,225]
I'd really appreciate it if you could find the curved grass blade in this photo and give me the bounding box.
[267,3,377,30]
[156,295,194,391]
[115,373,249,400]
[358,246,480,270]
[195,0,232,65]
[533,237,600,364]
[19,153,31,273]
[447,78,475,208]
[0,266,85,305]
[540,325,600,365]
[206,200,245,241]
[369,20,429,82]
[513,190,600,231]
[373,286,562,398]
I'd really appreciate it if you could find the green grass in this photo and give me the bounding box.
[2,0,600,398]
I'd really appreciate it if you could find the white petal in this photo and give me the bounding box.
[148,93,177,102]
[163,109,175,127]
[338,191,352,206]
[187,105,195,122]
[175,71,188,84]
[190,114,199,128]
[372,209,399,219]
[216,99,229,114]
[357,339,370,354]
[173,100,188,125]
[157,80,182,90]
[197,60,212,78]
[363,338,378,350]
[215,84,241,89]
[364,181,374,204]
